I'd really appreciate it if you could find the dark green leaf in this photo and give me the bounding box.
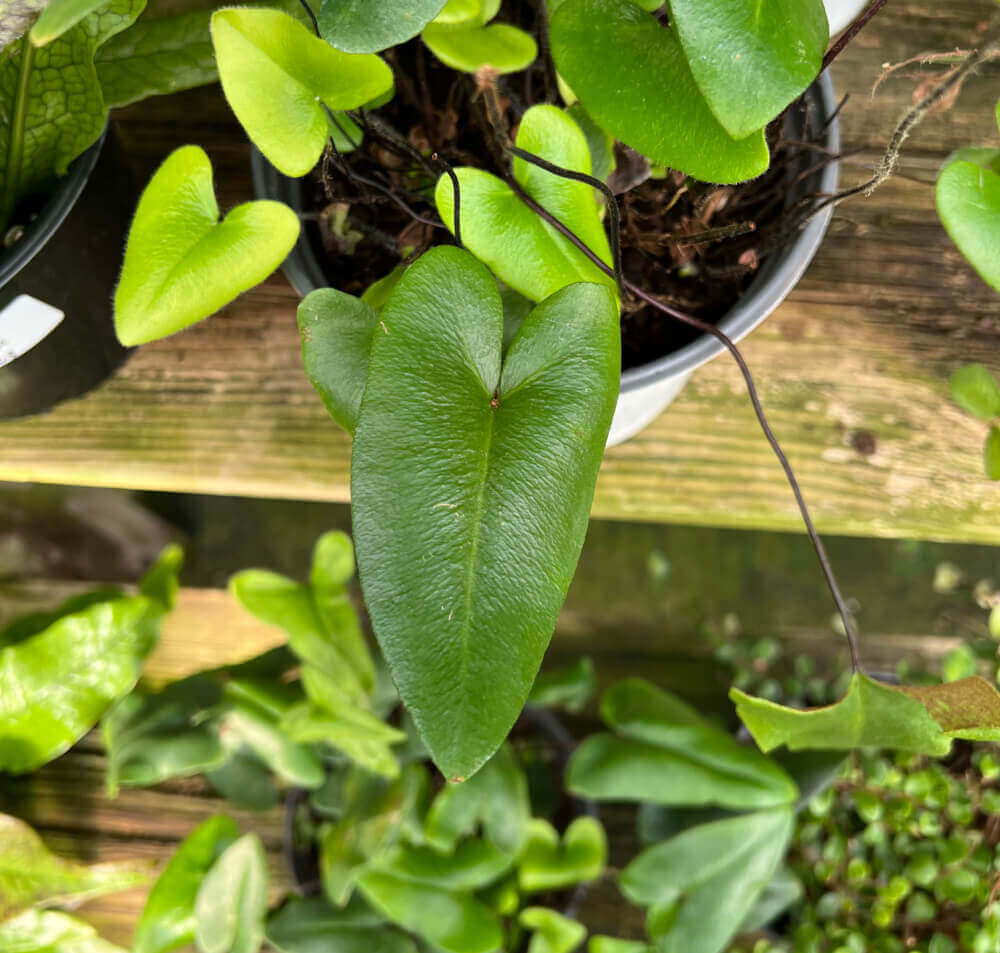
[267,895,418,953]
[319,0,447,53]
[205,749,280,812]
[528,658,596,713]
[352,247,620,780]
[194,834,268,953]
[518,817,606,893]
[135,815,240,953]
[949,363,1000,419]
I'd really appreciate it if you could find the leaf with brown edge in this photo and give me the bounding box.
[900,677,1000,741]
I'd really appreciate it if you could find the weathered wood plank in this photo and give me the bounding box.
[1,0,999,541]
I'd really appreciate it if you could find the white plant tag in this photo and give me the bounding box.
[0,295,64,368]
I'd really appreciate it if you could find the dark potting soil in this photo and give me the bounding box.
[301,8,833,372]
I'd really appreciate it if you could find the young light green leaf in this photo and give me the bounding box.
[0,593,172,774]
[352,253,620,781]
[433,0,497,27]
[668,0,827,139]
[734,673,1000,754]
[518,817,607,893]
[937,150,1000,292]
[211,7,393,177]
[115,146,299,346]
[357,872,503,953]
[0,814,151,921]
[267,895,418,953]
[986,426,1000,480]
[528,657,596,713]
[434,105,615,303]
[0,909,127,953]
[550,0,769,183]
[622,809,794,953]
[194,834,268,953]
[134,815,240,953]
[422,21,537,74]
[950,363,1000,419]
[520,908,586,953]
[319,0,447,53]
[29,0,107,45]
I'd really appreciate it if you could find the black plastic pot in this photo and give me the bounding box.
[0,126,134,420]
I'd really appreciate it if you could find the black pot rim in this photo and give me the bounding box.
[0,125,107,288]
[252,71,840,392]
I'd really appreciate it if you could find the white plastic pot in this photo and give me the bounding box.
[824,0,870,36]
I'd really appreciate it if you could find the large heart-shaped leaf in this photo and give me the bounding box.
[733,673,1000,755]
[194,834,268,953]
[550,0,769,183]
[434,105,615,303]
[134,815,240,953]
[0,547,180,773]
[319,0,447,53]
[352,247,619,781]
[211,7,393,176]
[267,896,418,953]
[621,809,794,953]
[936,146,1000,292]
[115,145,299,346]
[422,20,537,74]
[668,0,828,140]
[0,815,151,921]
[518,817,607,893]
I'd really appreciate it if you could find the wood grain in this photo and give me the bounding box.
[1,0,1000,541]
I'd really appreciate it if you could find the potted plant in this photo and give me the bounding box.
[110,0,1000,788]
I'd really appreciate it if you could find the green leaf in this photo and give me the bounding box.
[566,105,615,184]
[422,21,537,74]
[588,940,651,953]
[0,593,171,773]
[621,809,794,953]
[549,0,769,183]
[29,0,107,45]
[219,704,325,789]
[424,744,530,854]
[520,908,586,953]
[267,896,418,953]
[114,145,299,345]
[352,247,619,781]
[0,587,124,649]
[0,0,144,229]
[211,7,393,177]
[734,673,1000,754]
[299,289,378,435]
[528,657,596,713]
[194,834,268,953]
[937,151,1000,292]
[319,0,447,53]
[739,866,803,933]
[374,839,515,891]
[140,543,184,611]
[356,872,503,953]
[986,426,1000,480]
[434,105,616,303]
[0,0,48,52]
[433,0,497,27]
[518,817,606,894]
[949,363,1000,419]
[0,910,126,953]
[135,815,240,953]
[668,0,827,139]
[205,749,280,812]
[0,814,151,921]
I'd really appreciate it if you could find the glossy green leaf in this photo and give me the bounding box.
[29,0,106,44]
[374,839,515,891]
[0,583,174,773]
[357,872,503,953]
[0,814,150,921]
[194,834,268,953]
[134,816,240,953]
[528,657,596,713]
[518,817,606,893]
[550,0,769,183]
[299,289,378,434]
[211,7,393,177]
[424,744,529,854]
[0,0,143,230]
[433,0,497,26]
[0,587,123,649]
[115,145,299,346]
[668,0,827,139]
[734,673,1000,754]
[353,248,619,781]
[0,0,48,52]
[937,149,1000,292]
[422,21,537,74]
[218,704,324,789]
[520,908,586,953]
[434,105,615,303]
[950,363,1000,419]
[986,425,1000,480]
[621,809,794,953]
[267,895,418,953]
[0,910,126,953]
[319,0,447,53]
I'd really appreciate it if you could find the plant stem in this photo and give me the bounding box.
[822,0,890,72]
[0,36,35,235]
